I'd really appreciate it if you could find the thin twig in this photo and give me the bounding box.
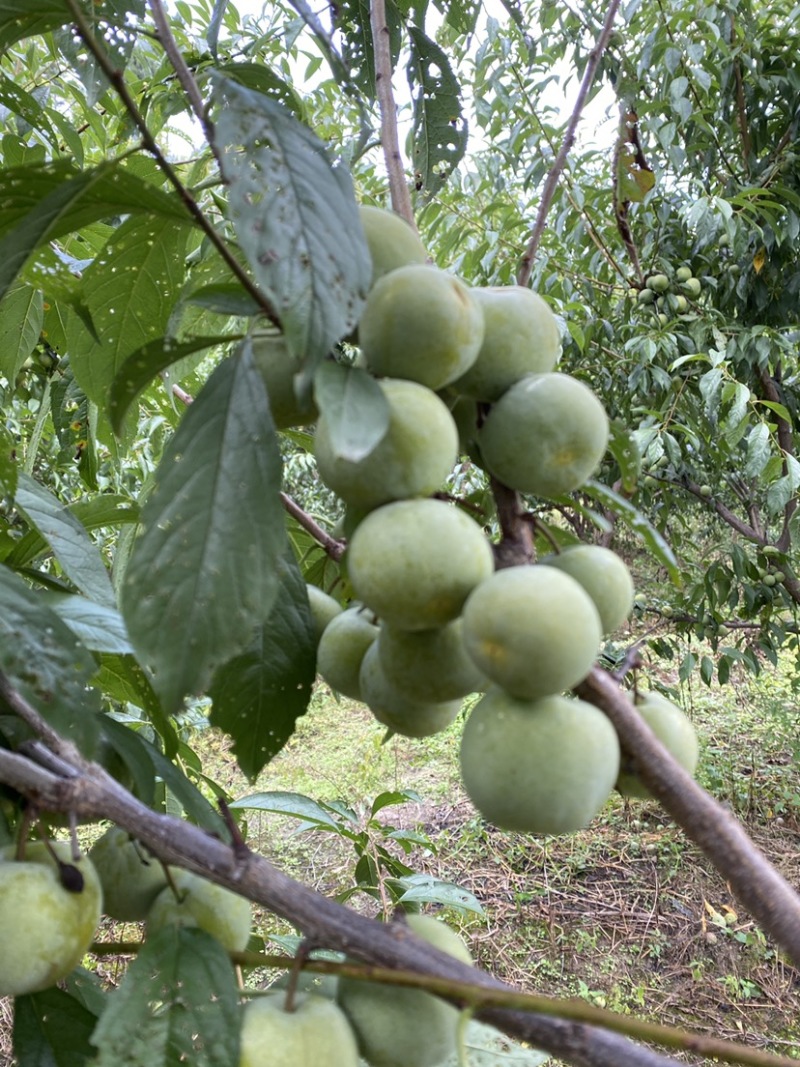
[148,0,217,156]
[280,492,346,561]
[62,0,281,330]
[370,0,416,228]
[517,0,623,286]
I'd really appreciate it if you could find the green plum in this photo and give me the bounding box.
[0,841,102,996]
[359,205,429,288]
[377,618,486,702]
[338,914,471,1067]
[616,691,699,798]
[251,331,318,429]
[360,265,484,390]
[90,826,169,921]
[316,606,380,700]
[461,565,602,700]
[347,499,495,631]
[459,690,620,833]
[451,286,560,401]
[147,869,251,953]
[314,378,458,510]
[359,643,463,738]
[646,274,670,293]
[478,373,609,499]
[240,991,360,1067]
[306,584,342,642]
[540,545,635,635]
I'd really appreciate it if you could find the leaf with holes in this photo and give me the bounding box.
[407,27,468,199]
[213,75,371,362]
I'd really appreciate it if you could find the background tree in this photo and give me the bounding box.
[0,1,798,1066]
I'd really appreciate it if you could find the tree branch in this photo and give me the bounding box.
[517,0,623,286]
[370,0,416,228]
[62,0,282,330]
[280,492,346,561]
[576,667,800,969]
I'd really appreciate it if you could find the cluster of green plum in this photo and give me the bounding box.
[630,265,703,325]
[0,827,252,998]
[290,207,700,837]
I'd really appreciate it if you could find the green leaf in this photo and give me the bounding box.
[607,419,641,494]
[14,472,116,608]
[46,593,132,653]
[0,283,43,380]
[407,27,468,199]
[370,789,422,816]
[94,653,172,741]
[184,283,261,317]
[0,0,71,51]
[313,360,389,461]
[109,334,241,435]
[0,565,101,754]
[207,0,229,56]
[69,216,189,408]
[5,494,138,570]
[121,344,286,713]
[13,986,99,1067]
[213,75,371,362]
[0,422,18,498]
[215,61,304,119]
[744,422,771,478]
[209,552,316,780]
[0,161,190,303]
[394,874,484,916]
[582,481,681,585]
[230,790,341,828]
[91,927,240,1067]
[338,0,402,96]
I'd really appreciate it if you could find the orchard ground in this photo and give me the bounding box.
[1,559,799,1063]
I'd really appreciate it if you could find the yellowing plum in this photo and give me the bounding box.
[478,373,609,499]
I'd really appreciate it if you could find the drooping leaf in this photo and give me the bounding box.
[582,480,681,585]
[109,334,241,435]
[209,552,316,780]
[0,161,190,302]
[607,418,642,495]
[394,874,484,916]
[91,927,240,1067]
[69,216,189,408]
[121,342,286,713]
[0,283,44,380]
[0,424,17,498]
[407,27,468,199]
[213,75,371,362]
[13,986,100,1067]
[13,472,116,608]
[313,360,390,461]
[0,565,101,754]
[53,1,145,105]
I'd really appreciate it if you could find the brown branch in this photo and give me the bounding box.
[517,0,623,286]
[758,364,797,553]
[280,492,346,561]
[148,0,217,156]
[731,17,752,173]
[576,667,800,968]
[0,745,680,1067]
[370,0,416,228]
[62,0,282,330]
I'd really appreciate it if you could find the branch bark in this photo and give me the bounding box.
[370,0,416,228]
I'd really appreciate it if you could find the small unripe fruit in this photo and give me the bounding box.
[637,288,656,305]
[347,500,494,631]
[646,274,670,293]
[90,827,168,921]
[616,692,699,798]
[359,644,462,738]
[359,205,428,288]
[147,870,251,953]
[251,332,318,429]
[540,545,635,635]
[681,277,702,298]
[377,618,486,702]
[360,266,484,390]
[675,266,692,282]
[699,485,712,498]
[306,584,343,641]
[338,915,471,1067]
[460,691,620,833]
[240,991,360,1067]
[461,565,602,700]
[763,574,777,587]
[316,607,379,700]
